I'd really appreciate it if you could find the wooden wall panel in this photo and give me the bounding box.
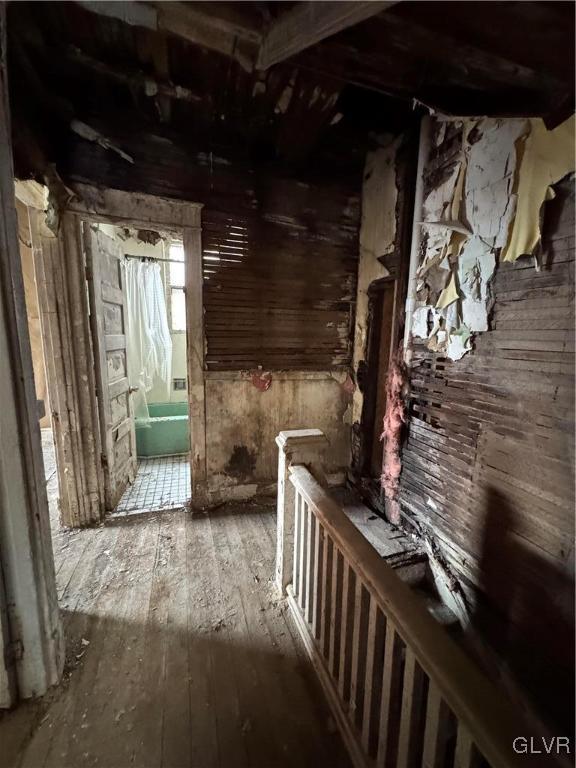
[59,133,360,372]
[399,178,575,733]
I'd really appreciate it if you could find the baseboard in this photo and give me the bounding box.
[285,586,367,768]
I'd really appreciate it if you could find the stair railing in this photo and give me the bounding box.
[276,430,552,768]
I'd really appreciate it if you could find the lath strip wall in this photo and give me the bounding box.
[399,178,575,733]
[202,208,358,370]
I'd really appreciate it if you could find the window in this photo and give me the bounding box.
[169,242,186,331]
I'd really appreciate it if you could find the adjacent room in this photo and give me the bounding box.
[15,199,193,524]
[87,224,192,517]
[0,3,574,768]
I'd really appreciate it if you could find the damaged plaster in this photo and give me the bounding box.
[411,117,530,360]
[410,115,575,360]
[502,115,576,262]
[352,136,400,424]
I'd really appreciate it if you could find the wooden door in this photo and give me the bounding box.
[84,224,137,511]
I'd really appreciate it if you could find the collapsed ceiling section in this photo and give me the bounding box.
[412,115,576,360]
[6,1,575,190]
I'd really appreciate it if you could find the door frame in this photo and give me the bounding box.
[30,209,105,526]
[0,3,63,703]
[39,184,206,521]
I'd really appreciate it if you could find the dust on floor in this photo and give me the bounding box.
[1,498,350,768]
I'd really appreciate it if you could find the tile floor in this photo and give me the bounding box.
[114,455,191,515]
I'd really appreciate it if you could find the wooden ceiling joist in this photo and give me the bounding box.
[76,1,261,71]
[76,1,157,29]
[256,1,399,70]
[67,45,201,105]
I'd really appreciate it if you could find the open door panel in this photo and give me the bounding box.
[84,224,137,511]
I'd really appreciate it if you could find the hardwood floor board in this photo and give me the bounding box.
[255,504,277,545]
[233,508,350,768]
[1,502,351,768]
[189,509,250,768]
[53,529,91,593]
[48,515,159,768]
[158,509,193,768]
[184,510,220,768]
[116,511,181,768]
[14,516,148,768]
[210,509,288,768]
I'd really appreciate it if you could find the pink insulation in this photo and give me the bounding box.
[380,353,407,525]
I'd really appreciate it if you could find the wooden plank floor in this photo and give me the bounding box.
[1,443,351,768]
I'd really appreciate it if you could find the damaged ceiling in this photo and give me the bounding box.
[7,1,575,191]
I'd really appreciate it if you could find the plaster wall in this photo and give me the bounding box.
[204,371,352,501]
[351,138,400,425]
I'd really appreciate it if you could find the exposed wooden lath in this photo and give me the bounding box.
[76,1,262,71]
[202,207,357,370]
[399,178,575,733]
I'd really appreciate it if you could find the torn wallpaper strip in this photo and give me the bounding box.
[409,115,573,361]
[436,271,459,310]
[502,115,575,262]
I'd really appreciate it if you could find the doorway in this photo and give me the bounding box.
[16,206,195,527]
[83,222,192,517]
[16,187,204,528]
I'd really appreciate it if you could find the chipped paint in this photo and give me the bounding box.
[352,136,400,424]
[410,117,533,360]
[70,120,135,164]
[502,115,576,262]
[251,370,272,391]
[275,80,294,114]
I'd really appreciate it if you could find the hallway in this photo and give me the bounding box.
[1,502,349,768]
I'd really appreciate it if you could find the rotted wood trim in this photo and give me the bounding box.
[0,2,63,701]
[204,370,347,381]
[184,225,207,502]
[63,186,206,506]
[30,211,104,527]
[67,183,202,231]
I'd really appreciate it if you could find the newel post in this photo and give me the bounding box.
[275,429,329,594]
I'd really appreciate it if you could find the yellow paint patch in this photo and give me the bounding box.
[435,271,459,309]
[502,116,575,262]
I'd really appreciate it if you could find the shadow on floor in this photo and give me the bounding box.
[2,498,350,768]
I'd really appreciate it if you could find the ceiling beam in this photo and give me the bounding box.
[256,1,399,70]
[76,1,261,71]
[67,46,201,106]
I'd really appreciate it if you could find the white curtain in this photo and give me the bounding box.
[125,259,172,419]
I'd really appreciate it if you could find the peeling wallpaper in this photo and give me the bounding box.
[410,115,575,361]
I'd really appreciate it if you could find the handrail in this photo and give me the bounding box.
[288,463,548,768]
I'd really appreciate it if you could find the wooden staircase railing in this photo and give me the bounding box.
[275,431,552,768]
